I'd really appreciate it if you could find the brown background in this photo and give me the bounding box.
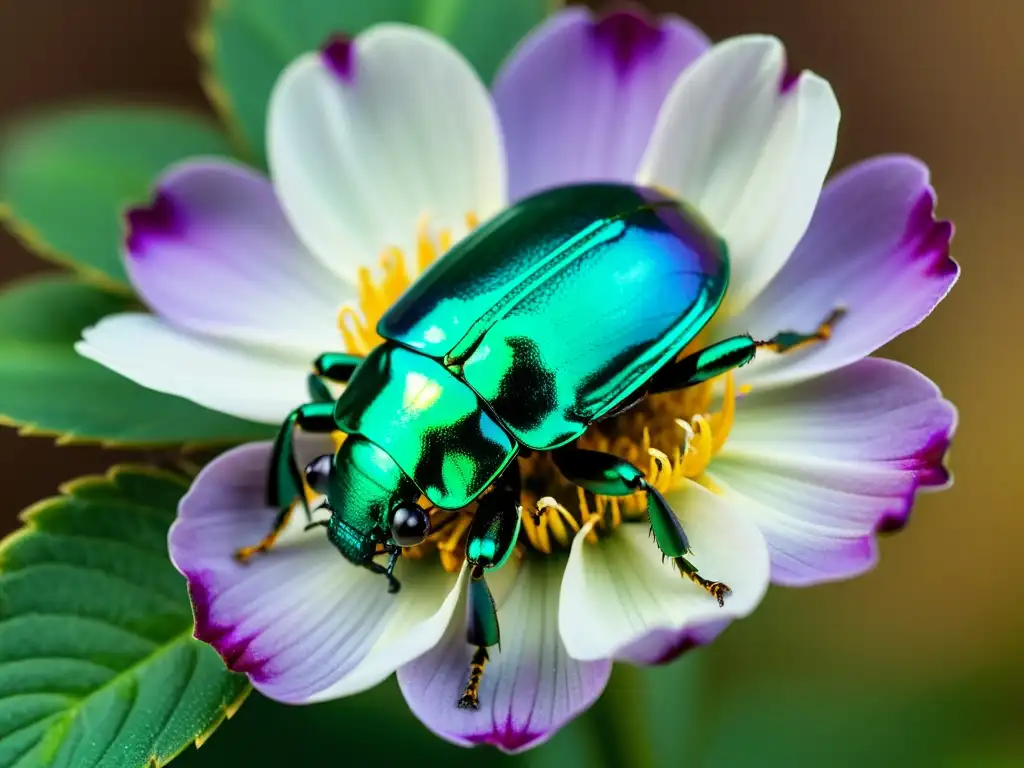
[0,0,1021,752]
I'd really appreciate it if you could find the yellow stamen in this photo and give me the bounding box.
[337,213,477,355]
[537,497,581,549]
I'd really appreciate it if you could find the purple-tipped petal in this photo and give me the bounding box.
[321,33,356,81]
[169,442,462,703]
[559,484,769,663]
[719,155,958,389]
[617,619,729,666]
[397,559,611,754]
[125,160,351,357]
[268,25,505,282]
[710,358,957,586]
[493,6,709,200]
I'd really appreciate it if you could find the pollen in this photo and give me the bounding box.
[338,213,479,355]
[400,364,743,570]
[514,364,742,555]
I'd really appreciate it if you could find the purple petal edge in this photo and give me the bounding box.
[903,187,959,280]
[125,190,184,256]
[321,33,356,82]
[876,427,955,534]
[187,567,273,683]
[618,620,729,666]
[465,726,550,753]
[779,68,800,93]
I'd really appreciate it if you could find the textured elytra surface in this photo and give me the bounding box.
[0,467,249,768]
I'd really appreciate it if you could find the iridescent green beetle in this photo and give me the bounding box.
[239,182,840,709]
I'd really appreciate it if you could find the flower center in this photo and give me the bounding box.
[335,218,740,572]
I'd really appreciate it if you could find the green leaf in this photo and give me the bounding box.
[0,466,250,768]
[0,108,236,288]
[0,275,275,445]
[200,0,558,166]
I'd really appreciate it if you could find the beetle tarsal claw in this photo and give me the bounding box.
[673,557,731,607]
[234,529,282,563]
[457,647,489,709]
[233,543,268,564]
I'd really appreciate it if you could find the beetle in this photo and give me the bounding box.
[236,182,841,708]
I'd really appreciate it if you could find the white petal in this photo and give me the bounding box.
[559,482,769,662]
[267,24,506,281]
[308,565,467,701]
[77,313,308,424]
[638,35,839,316]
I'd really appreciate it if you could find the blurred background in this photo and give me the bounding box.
[0,0,1020,765]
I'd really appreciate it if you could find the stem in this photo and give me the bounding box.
[588,650,712,767]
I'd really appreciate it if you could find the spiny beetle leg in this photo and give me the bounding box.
[644,307,846,397]
[551,446,646,497]
[551,446,730,605]
[458,462,523,709]
[459,566,500,709]
[672,554,730,607]
[755,307,846,354]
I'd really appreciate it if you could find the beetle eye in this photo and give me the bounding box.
[304,454,333,495]
[390,505,431,547]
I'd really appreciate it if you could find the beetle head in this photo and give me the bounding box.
[304,435,430,564]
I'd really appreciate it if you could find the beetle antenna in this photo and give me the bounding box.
[303,520,329,532]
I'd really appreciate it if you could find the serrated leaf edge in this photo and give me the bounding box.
[0,464,253,767]
[189,0,262,167]
[0,104,238,292]
[0,410,264,452]
[0,204,132,297]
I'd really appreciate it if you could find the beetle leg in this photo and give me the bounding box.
[459,565,500,709]
[236,402,337,564]
[466,460,523,572]
[385,547,401,591]
[235,504,295,563]
[551,446,730,605]
[363,555,402,594]
[646,335,758,394]
[755,307,846,354]
[266,401,338,514]
[456,461,523,709]
[307,352,362,402]
[645,308,846,395]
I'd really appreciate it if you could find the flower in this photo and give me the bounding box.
[76,7,957,753]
